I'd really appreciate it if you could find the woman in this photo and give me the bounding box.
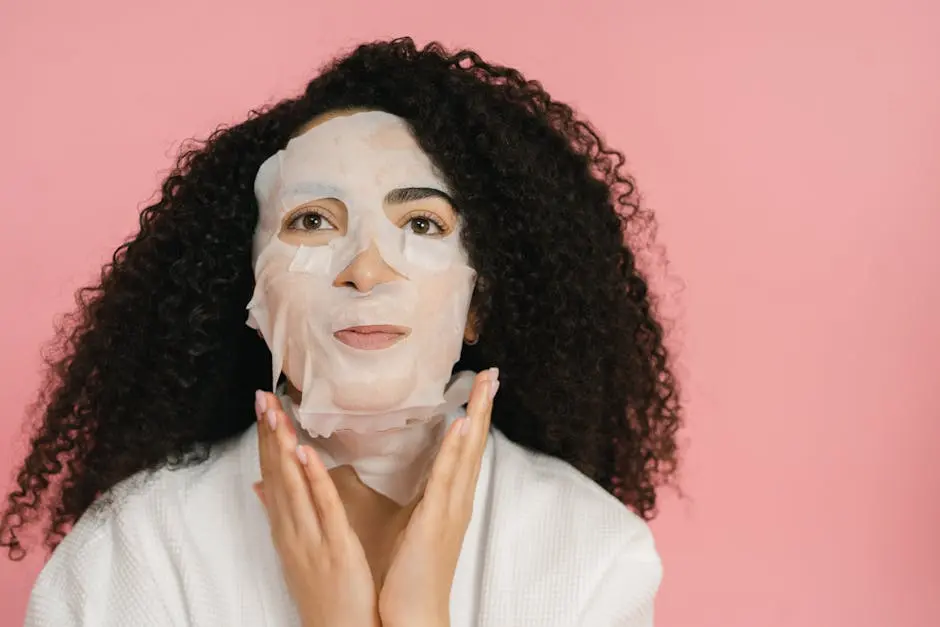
[3,39,681,626]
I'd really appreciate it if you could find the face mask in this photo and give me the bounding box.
[246,111,476,439]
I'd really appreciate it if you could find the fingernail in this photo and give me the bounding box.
[489,380,500,400]
[254,390,266,419]
[488,367,499,381]
[458,417,471,435]
[295,445,308,465]
[266,409,277,431]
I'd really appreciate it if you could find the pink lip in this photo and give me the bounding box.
[333,325,410,350]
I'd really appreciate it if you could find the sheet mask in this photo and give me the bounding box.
[278,370,475,505]
[246,111,477,441]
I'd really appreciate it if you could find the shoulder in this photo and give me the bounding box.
[65,428,249,547]
[490,429,660,556]
[25,430,253,626]
[486,430,662,625]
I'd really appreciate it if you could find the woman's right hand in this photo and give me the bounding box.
[254,391,380,627]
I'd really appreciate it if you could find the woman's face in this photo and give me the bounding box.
[246,109,478,434]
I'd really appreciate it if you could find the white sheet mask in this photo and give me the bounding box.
[277,370,475,505]
[247,111,477,440]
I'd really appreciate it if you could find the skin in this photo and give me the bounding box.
[255,370,496,627]
[253,109,489,627]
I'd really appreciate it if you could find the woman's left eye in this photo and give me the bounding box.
[406,216,445,236]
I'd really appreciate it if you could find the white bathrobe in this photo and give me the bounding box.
[25,424,662,626]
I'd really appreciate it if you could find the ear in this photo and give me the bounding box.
[252,481,266,508]
[464,307,480,344]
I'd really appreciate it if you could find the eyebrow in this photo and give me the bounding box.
[384,187,454,205]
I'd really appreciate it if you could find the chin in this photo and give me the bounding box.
[329,376,415,411]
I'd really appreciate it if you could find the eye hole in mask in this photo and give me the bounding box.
[288,211,338,232]
[279,198,346,246]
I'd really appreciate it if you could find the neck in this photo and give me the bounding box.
[278,370,475,504]
[286,379,303,407]
[280,384,446,505]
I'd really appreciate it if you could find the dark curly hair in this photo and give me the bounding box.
[2,38,681,560]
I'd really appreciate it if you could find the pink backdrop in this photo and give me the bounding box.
[2,1,938,625]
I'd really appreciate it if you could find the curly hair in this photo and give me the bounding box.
[2,38,681,560]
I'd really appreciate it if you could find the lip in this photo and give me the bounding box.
[333,325,411,350]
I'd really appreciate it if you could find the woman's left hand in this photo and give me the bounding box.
[378,368,499,627]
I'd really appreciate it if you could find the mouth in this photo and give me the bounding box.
[333,325,411,350]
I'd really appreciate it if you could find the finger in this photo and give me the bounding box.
[460,368,497,466]
[255,393,300,534]
[255,391,285,457]
[256,391,322,543]
[255,391,276,484]
[422,416,468,508]
[255,394,291,532]
[297,445,351,543]
[258,407,293,525]
[446,369,497,510]
[268,407,323,542]
[429,370,494,491]
[257,391,291,477]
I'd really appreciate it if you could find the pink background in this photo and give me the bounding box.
[2,1,938,625]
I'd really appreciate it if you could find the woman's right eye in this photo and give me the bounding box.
[287,211,336,232]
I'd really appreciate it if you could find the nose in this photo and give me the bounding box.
[333,242,403,293]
